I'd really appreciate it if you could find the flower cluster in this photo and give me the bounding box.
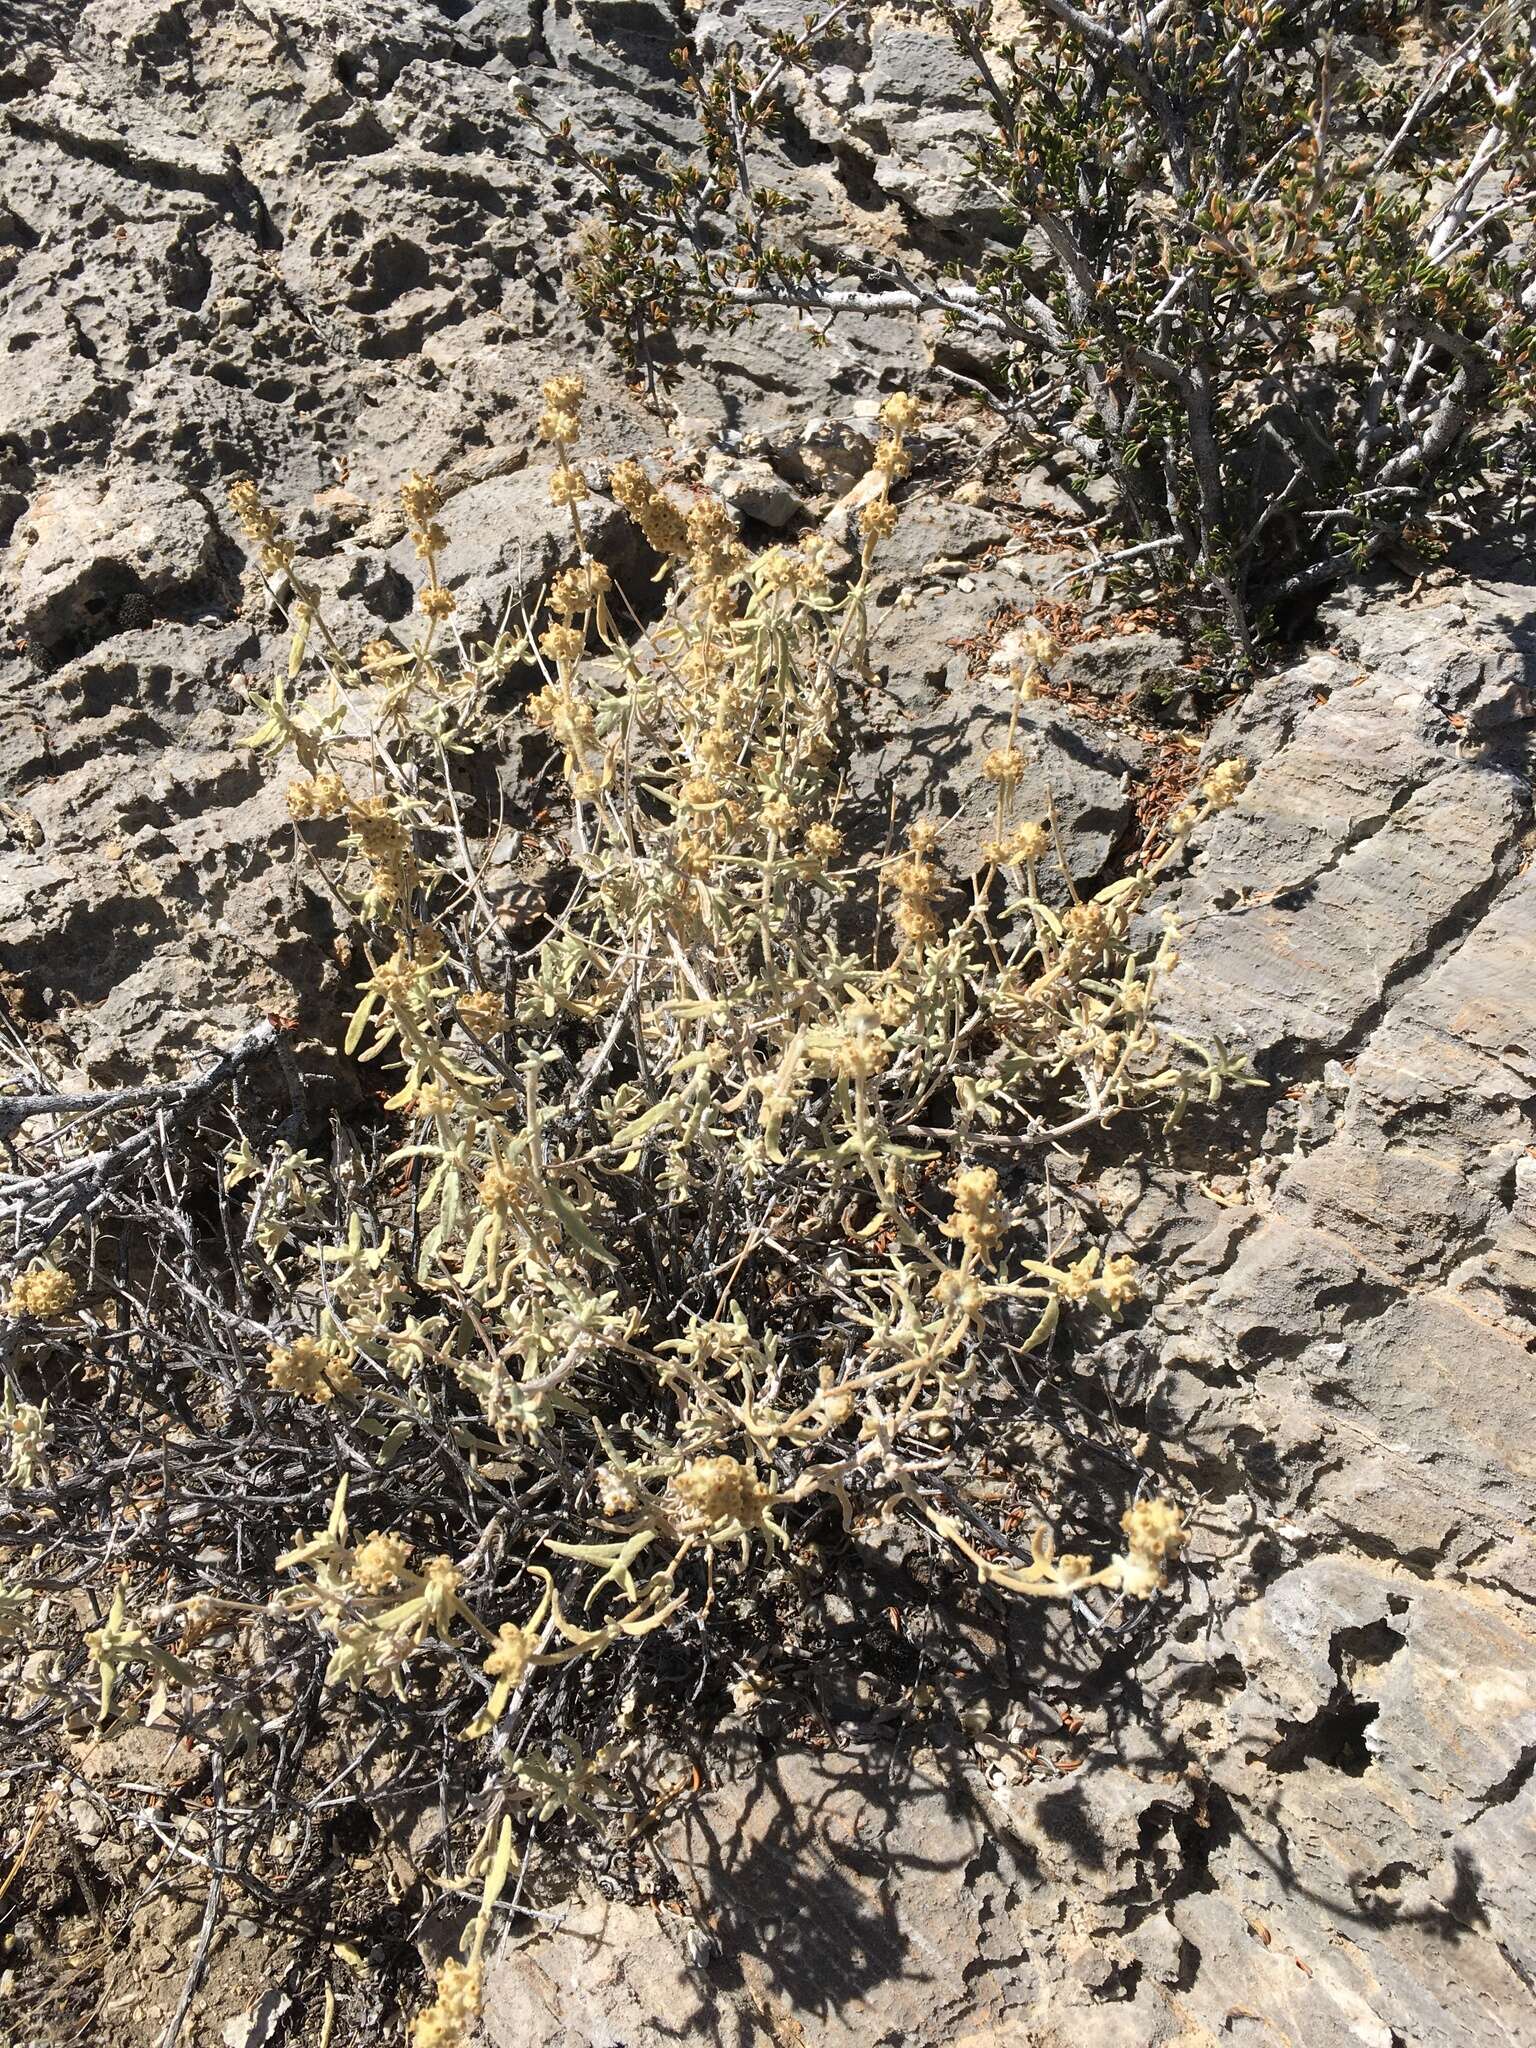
[609,458,691,557]
[285,771,348,822]
[58,395,1257,2043]
[545,374,592,522]
[411,1960,482,2048]
[267,1334,358,1404]
[1110,1498,1190,1599]
[7,1263,76,1318]
[1166,757,1252,841]
[886,821,946,951]
[229,475,295,578]
[667,1455,776,1536]
[859,392,919,552]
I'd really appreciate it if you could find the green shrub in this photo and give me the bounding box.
[551,0,1536,654]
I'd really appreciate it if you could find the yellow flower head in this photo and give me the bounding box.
[597,1466,639,1516]
[933,1269,989,1322]
[285,772,348,822]
[400,471,444,530]
[485,1621,535,1685]
[411,1959,483,2048]
[549,561,611,615]
[872,434,911,480]
[348,797,409,866]
[8,1265,76,1319]
[942,1167,1004,1264]
[539,621,585,668]
[1113,1498,1189,1598]
[1018,620,1056,664]
[814,1369,856,1429]
[1062,902,1112,957]
[267,1336,358,1404]
[668,1455,772,1535]
[479,1161,534,1212]
[814,1000,890,1084]
[228,477,281,547]
[805,821,843,864]
[610,460,690,554]
[687,497,745,584]
[353,1532,412,1594]
[549,464,590,508]
[1055,1248,1101,1302]
[420,1556,460,1623]
[1006,822,1050,865]
[1201,758,1251,812]
[755,546,800,594]
[457,990,509,1038]
[539,406,581,446]
[1099,1252,1140,1314]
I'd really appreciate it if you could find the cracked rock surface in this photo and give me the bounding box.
[1,0,931,1078]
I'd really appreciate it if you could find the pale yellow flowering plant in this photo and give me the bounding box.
[0,387,1254,2045]
[229,383,1247,1682]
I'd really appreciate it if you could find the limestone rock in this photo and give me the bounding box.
[1052,631,1190,708]
[1156,648,1529,1072]
[863,22,981,114]
[1171,1560,1536,2048]
[6,472,227,660]
[701,450,806,530]
[758,417,877,496]
[385,467,643,642]
[855,496,1011,580]
[0,623,337,1081]
[480,1749,1181,2048]
[852,570,1140,889]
